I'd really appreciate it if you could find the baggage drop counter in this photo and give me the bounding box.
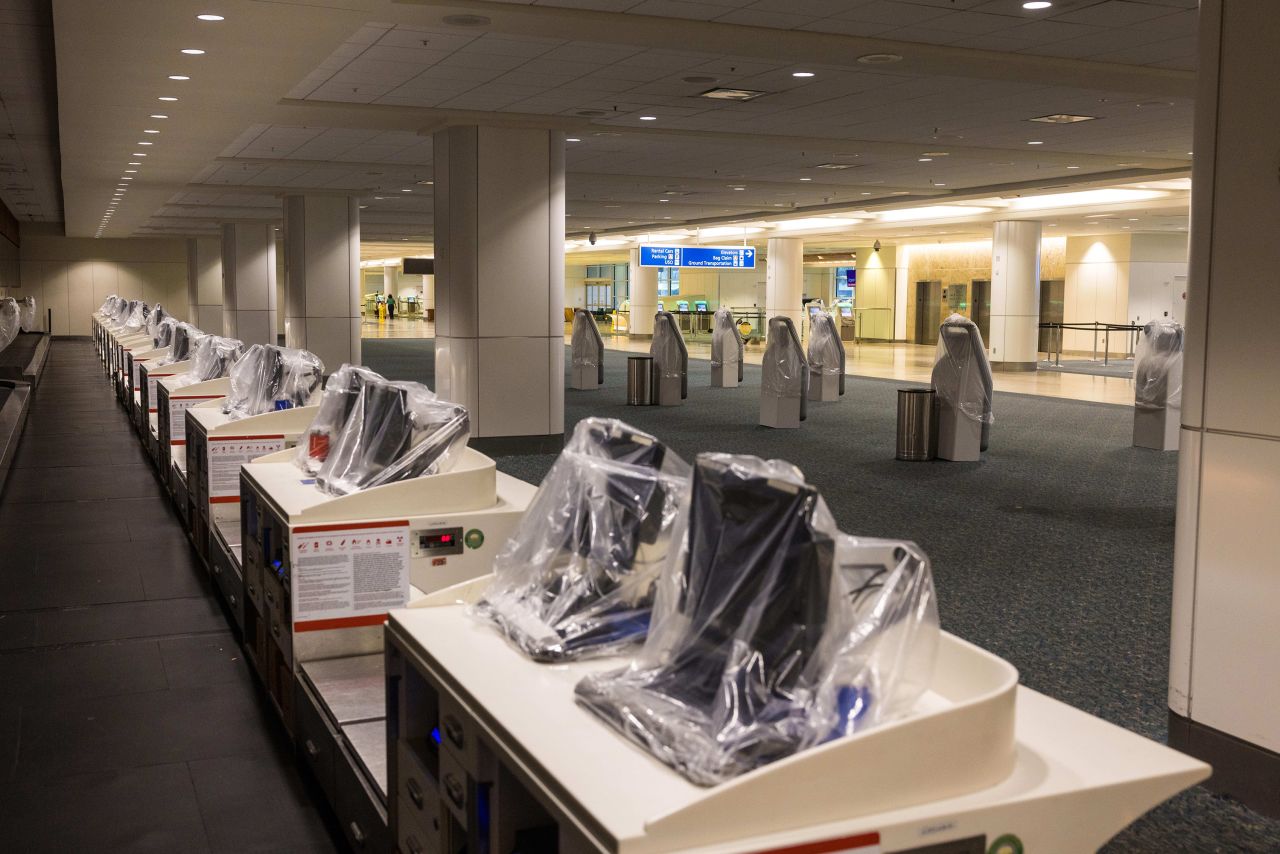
[239,446,534,852]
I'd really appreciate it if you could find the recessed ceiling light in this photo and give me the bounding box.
[923,152,949,157]
[1027,140,1044,145]
[566,137,581,143]
[858,53,902,65]
[861,191,872,195]
[197,13,224,21]
[1066,165,1081,169]
[401,189,412,193]
[1187,151,1194,156]
[121,177,133,180]
[1128,218,1139,221]
[144,129,160,134]
[374,196,383,200]
[125,169,137,173]
[359,205,368,209]
[639,115,657,121]
[168,75,190,81]
[659,199,669,202]
[1023,1,1052,8]
[815,163,857,170]
[699,87,769,101]
[792,71,815,78]
[150,114,168,119]
[1030,113,1096,124]
[935,183,947,187]
[799,177,812,182]
[918,157,933,162]
[137,141,153,145]
[181,48,205,55]
[731,186,746,191]
[158,96,178,101]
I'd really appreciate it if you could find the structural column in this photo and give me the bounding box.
[765,237,804,330]
[282,194,361,370]
[187,236,222,332]
[989,220,1041,371]
[383,264,399,298]
[1168,0,1280,817]
[434,125,564,449]
[627,247,657,337]
[220,222,277,346]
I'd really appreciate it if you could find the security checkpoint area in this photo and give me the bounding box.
[3,1,1280,853]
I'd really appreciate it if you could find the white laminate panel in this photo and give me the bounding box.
[1189,431,1280,751]
[297,316,354,374]
[1168,427,1201,717]
[548,337,564,435]
[477,336,553,437]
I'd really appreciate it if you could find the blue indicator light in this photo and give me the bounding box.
[431,727,442,745]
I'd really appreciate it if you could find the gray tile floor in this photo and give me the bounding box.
[0,340,345,853]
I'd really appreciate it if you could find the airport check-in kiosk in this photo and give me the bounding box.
[1132,319,1183,451]
[569,308,604,390]
[385,447,1209,854]
[156,335,245,495]
[835,298,857,341]
[807,308,846,401]
[710,307,744,388]
[760,315,808,428]
[650,311,688,406]
[931,314,993,462]
[185,345,324,584]
[237,374,535,853]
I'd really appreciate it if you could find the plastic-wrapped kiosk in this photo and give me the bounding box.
[570,308,605,390]
[710,307,743,388]
[650,311,688,406]
[1133,319,1183,451]
[760,315,808,428]
[930,314,993,461]
[807,307,846,401]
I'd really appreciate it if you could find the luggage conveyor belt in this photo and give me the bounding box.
[0,331,50,388]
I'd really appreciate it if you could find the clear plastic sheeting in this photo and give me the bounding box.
[146,304,168,339]
[762,316,808,401]
[651,311,689,399]
[807,309,844,378]
[173,335,244,389]
[315,376,469,496]
[475,418,691,662]
[153,317,179,349]
[222,344,324,420]
[571,309,605,383]
[0,298,19,352]
[155,323,204,367]
[123,300,149,331]
[932,313,993,427]
[17,297,36,332]
[98,295,120,316]
[1134,320,1184,411]
[575,453,938,786]
[296,364,385,475]
[710,308,743,375]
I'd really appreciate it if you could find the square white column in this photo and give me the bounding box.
[187,236,223,333]
[434,125,564,447]
[220,222,277,346]
[283,194,361,371]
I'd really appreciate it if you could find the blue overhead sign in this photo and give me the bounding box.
[639,245,756,269]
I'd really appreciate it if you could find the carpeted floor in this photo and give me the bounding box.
[361,338,1280,853]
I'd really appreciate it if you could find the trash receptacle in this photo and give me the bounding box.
[627,355,654,405]
[897,387,936,461]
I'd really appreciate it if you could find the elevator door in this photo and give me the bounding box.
[916,281,947,345]
[1039,279,1065,353]
[915,280,942,344]
[971,279,991,342]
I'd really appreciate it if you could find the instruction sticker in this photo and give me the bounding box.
[292,521,411,631]
[169,395,221,444]
[207,435,285,500]
[147,373,173,412]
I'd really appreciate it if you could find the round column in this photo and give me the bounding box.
[989,220,1042,371]
[628,248,658,337]
[766,237,804,330]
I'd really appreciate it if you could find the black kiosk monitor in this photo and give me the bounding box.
[694,300,708,312]
[676,300,690,312]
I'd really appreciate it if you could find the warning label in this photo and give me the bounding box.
[170,395,220,444]
[207,436,285,499]
[292,522,411,628]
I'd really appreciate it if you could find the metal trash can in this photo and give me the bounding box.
[896,388,937,461]
[627,355,654,405]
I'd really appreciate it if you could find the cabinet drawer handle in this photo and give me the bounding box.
[348,821,366,846]
[304,738,319,758]
[443,715,464,750]
[406,776,424,809]
[443,773,464,810]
